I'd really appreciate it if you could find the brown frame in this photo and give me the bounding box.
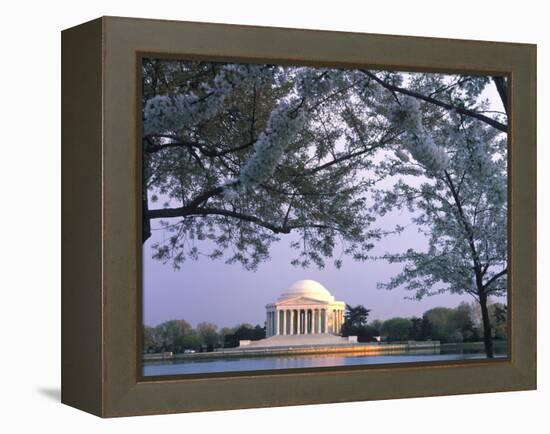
[61,16,537,417]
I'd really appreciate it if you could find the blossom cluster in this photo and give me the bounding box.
[143,64,274,135]
[295,68,356,102]
[238,98,307,188]
[388,96,449,173]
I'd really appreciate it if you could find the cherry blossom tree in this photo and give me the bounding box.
[372,73,507,358]
[141,59,399,270]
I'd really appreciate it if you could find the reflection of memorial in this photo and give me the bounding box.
[239,280,350,349]
[266,280,346,336]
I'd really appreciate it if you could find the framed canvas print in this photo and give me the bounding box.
[61,16,536,417]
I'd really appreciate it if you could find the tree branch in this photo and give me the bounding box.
[301,131,399,176]
[443,170,484,290]
[483,267,508,291]
[145,135,254,157]
[360,70,508,133]
[147,205,339,236]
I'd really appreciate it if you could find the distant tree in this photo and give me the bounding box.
[356,325,380,342]
[252,324,267,340]
[341,304,372,340]
[454,301,480,342]
[349,319,382,343]
[233,323,255,337]
[180,330,202,350]
[369,319,383,335]
[347,304,371,327]
[196,322,219,350]
[156,319,193,352]
[223,323,265,348]
[409,316,423,340]
[423,307,461,343]
[219,326,236,342]
[381,317,413,342]
[492,303,507,325]
[420,316,433,341]
[143,326,162,353]
[488,302,507,340]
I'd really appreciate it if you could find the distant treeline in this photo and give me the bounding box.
[143,301,506,353]
[143,321,266,353]
[342,301,507,343]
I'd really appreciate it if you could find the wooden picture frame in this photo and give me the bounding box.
[61,16,536,417]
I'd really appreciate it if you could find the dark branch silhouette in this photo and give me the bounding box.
[361,70,508,133]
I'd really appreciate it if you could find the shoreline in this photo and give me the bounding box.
[143,340,442,362]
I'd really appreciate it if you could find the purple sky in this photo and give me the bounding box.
[142,75,506,329]
[143,204,497,328]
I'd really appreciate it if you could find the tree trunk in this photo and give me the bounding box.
[142,195,151,243]
[479,293,494,358]
[492,76,508,115]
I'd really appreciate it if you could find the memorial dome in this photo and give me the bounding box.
[278,279,335,303]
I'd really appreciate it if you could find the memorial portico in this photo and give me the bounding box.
[265,280,345,337]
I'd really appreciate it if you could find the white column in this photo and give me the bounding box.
[305,310,309,334]
[289,310,294,335]
[266,311,270,337]
[313,309,317,334]
[289,310,292,335]
[288,310,291,335]
[325,309,329,334]
[282,310,286,335]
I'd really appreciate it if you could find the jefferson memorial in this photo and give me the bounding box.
[265,280,346,337]
[237,280,352,349]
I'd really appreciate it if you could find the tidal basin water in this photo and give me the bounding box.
[143,342,507,377]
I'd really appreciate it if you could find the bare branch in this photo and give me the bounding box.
[361,70,508,133]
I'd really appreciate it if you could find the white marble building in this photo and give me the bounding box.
[265,280,346,337]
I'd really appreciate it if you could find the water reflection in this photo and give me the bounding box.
[143,342,507,377]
